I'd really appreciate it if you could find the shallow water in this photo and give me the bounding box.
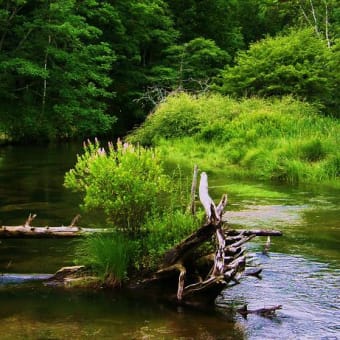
[0,143,339,339]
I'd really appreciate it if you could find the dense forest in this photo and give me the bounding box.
[0,0,339,142]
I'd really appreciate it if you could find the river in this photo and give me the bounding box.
[0,143,339,339]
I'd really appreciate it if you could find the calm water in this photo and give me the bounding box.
[0,143,339,339]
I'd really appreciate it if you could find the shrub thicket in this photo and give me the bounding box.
[64,139,170,232]
[128,93,339,185]
[65,139,198,281]
[216,29,339,116]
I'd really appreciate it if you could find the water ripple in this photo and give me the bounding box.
[217,252,340,339]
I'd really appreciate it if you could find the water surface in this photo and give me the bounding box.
[0,143,339,339]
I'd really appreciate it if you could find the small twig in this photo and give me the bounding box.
[69,214,81,227]
[24,213,37,227]
[263,236,271,254]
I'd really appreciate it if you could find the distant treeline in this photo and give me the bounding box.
[0,0,339,141]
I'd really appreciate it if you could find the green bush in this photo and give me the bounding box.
[217,29,338,115]
[128,93,202,145]
[64,139,171,232]
[65,140,200,277]
[142,210,200,269]
[129,92,339,185]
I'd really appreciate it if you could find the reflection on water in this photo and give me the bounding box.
[0,285,244,339]
[0,238,77,273]
[0,143,339,339]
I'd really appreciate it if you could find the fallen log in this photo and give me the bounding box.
[136,172,282,306]
[0,215,111,238]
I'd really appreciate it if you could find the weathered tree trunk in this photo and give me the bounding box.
[135,172,282,306]
[0,214,110,238]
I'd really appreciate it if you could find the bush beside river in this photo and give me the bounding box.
[128,93,340,186]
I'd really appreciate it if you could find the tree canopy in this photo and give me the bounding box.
[0,0,339,141]
[217,29,339,115]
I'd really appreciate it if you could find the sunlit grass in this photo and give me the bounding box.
[129,93,339,186]
[74,232,131,284]
[223,183,289,199]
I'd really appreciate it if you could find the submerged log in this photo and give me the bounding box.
[44,265,102,289]
[237,304,282,318]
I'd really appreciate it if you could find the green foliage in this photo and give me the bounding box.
[74,233,131,283]
[128,93,202,144]
[164,0,244,54]
[66,140,199,275]
[142,210,200,269]
[300,139,326,162]
[0,0,116,140]
[128,93,340,185]
[217,29,338,115]
[64,139,171,232]
[1,1,339,141]
[157,38,231,91]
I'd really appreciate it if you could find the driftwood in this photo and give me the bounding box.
[136,171,282,306]
[0,215,110,238]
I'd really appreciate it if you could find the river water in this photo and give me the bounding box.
[0,143,339,339]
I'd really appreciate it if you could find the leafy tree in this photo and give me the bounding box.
[139,37,231,106]
[217,29,338,115]
[106,0,178,130]
[166,38,231,89]
[165,0,244,55]
[0,0,115,140]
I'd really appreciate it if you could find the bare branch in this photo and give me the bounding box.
[24,213,37,228]
[309,0,320,36]
[187,165,198,215]
[324,0,331,48]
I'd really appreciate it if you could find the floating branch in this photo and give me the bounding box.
[237,304,282,318]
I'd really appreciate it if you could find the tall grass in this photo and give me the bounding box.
[74,233,131,286]
[128,93,339,185]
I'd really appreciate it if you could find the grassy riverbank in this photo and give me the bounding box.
[128,93,339,186]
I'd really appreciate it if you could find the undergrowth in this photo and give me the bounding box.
[128,93,339,185]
